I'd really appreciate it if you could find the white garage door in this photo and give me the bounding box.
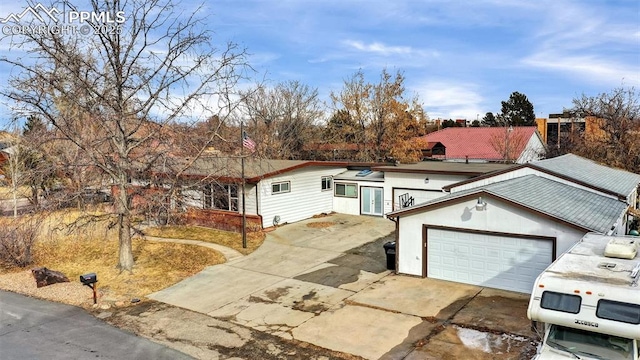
[427,228,553,293]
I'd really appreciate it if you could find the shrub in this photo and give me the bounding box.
[0,215,43,268]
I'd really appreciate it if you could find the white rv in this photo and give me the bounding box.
[527,233,640,360]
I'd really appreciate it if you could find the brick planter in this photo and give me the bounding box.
[176,208,263,233]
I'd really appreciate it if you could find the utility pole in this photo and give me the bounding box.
[240,123,247,249]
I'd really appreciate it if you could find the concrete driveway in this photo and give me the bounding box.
[149,214,537,359]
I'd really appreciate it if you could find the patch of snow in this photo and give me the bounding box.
[455,326,531,354]
[455,326,495,353]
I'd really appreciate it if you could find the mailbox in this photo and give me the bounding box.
[80,273,97,286]
[80,272,98,304]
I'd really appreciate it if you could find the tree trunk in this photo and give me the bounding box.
[116,182,134,272]
[118,213,134,272]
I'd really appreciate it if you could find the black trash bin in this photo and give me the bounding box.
[383,241,396,271]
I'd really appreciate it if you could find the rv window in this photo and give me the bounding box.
[596,300,640,325]
[541,291,581,314]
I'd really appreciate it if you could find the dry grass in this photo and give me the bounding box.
[0,210,227,307]
[306,221,335,229]
[0,185,30,200]
[143,225,265,255]
[32,236,224,300]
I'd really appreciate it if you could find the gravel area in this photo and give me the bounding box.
[0,270,96,307]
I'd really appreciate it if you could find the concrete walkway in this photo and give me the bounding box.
[143,235,244,262]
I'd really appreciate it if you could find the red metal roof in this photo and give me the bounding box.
[419,126,539,161]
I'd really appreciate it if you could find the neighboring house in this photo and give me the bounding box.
[387,153,640,294]
[418,126,546,163]
[0,146,17,179]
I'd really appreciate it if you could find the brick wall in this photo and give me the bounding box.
[177,208,263,232]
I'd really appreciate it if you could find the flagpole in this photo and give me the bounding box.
[240,122,247,249]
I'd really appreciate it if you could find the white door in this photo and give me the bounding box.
[361,187,383,216]
[426,228,553,293]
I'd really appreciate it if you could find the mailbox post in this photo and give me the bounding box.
[80,273,98,304]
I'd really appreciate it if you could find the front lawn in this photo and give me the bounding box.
[143,225,265,255]
[0,211,227,307]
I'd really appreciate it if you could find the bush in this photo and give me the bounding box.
[0,215,43,268]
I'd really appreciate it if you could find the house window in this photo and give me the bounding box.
[335,182,357,198]
[321,176,332,191]
[272,181,290,194]
[204,183,238,211]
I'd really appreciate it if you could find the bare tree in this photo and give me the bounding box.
[2,129,26,217]
[330,68,426,162]
[2,0,250,271]
[241,80,322,159]
[571,87,640,172]
[488,126,529,163]
[330,70,372,160]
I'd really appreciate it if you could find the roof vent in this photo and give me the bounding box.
[604,238,638,260]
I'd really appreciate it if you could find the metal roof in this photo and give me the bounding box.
[389,175,627,233]
[417,126,541,161]
[532,154,640,198]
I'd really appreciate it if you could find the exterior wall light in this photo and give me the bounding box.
[475,196,487,211]
[424,177,429,184]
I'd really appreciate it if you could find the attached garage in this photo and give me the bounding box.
[388,175,628,294]
[425,227,554,293]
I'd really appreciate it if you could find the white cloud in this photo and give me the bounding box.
[520,0,639,86]
[343,40,412,56]
[523,54,640,87]
[342,39,439,59]
[412,81,485,120]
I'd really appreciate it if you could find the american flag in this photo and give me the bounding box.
[242,131,256,152]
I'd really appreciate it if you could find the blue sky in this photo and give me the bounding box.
[208,0,639,120]
[0,0,638,125]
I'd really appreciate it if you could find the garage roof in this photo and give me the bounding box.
[531,154,640,199]
[444,153,640,199]
[388,175,627,233]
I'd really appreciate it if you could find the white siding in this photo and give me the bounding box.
[516,134,546,163]
[384,172,469,212]
[332,180,384,216]
[449,168,537,192]
[243,184,258,215]
[257,167,345,227]
[393,189,445,210]
[396,197,586,276]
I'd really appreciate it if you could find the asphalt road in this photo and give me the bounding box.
[0,290,192,360]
